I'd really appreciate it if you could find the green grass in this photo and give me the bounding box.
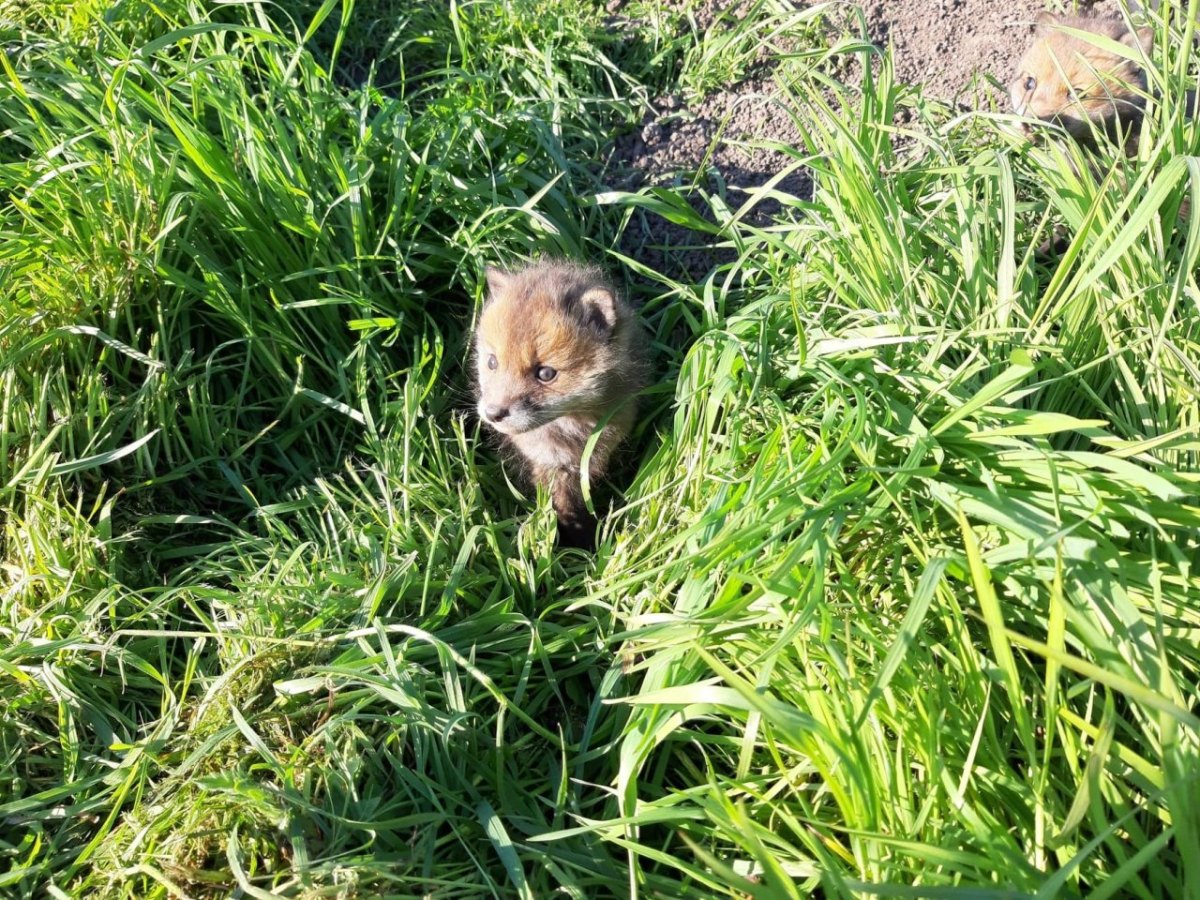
[2,0,1199,896]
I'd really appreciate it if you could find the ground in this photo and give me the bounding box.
[612,0,1124,278]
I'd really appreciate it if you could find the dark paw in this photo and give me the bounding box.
[556,515,597,552]
[1036,225,1071,258]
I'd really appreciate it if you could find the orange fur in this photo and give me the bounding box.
[1010,12,1152,145]
[1011,13,1195,242]
[474,261,648,549]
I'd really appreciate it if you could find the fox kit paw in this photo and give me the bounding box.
[556,511,597,552]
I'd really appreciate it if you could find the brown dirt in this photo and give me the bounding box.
[604,0,1123,284]
[611,78,811,282]
[865,0,1120,103]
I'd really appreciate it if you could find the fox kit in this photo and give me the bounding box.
[1010,12,1153,147]
[1009,13,1190,250]
[474,261,647,550]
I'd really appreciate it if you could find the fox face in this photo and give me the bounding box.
[474,263,629,437]
[1010,13,1152,142]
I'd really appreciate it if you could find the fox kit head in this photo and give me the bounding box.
[1010,13,1152,143]
[474,262,637,437]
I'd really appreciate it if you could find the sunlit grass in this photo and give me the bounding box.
[2,0,1198,897]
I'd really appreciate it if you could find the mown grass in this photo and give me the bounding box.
[1,0,1198,897]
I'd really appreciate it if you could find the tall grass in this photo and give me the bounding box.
[2,0,1198,897]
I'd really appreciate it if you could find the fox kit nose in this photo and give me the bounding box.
[484,404,510,423]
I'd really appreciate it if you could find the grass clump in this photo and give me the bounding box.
[2,0,1199,897]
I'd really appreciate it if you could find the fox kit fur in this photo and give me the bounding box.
[1010,12,1154,147]
[1009,12,1197,246]
[474,261,647,549]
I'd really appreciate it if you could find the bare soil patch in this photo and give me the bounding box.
[865,0,1120,103]
[605,1,1124,283]
[611,77,811,282]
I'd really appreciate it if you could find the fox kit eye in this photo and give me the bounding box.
[487,353,498,370]
[1024,76,1037,92]
[535,365,557,383]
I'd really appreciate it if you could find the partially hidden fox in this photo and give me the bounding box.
[1008,11,1195,245]
[474,261,648,550]
[1009,11,1154,150]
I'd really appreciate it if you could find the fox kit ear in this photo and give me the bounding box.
[1035,11,1058,34]
[484,267,511,300]
[577,286,618,336]
[1124,25,1154,56]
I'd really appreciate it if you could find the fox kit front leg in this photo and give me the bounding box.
[544,464,595,550]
